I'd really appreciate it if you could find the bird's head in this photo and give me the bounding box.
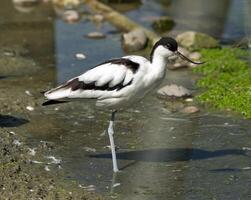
[150,37,204,65]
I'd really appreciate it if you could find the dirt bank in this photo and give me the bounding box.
[0,128,103,200]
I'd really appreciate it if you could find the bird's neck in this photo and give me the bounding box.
[149,54,167,78]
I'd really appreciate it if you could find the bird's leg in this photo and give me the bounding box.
[108,110,119,173]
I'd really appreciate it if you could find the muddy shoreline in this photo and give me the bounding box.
[0,128,103,199]
[0,44,104,199]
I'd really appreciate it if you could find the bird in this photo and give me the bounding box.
[42,37,203,173]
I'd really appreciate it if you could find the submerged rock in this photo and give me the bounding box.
[152,16,175,33]
[181,106,200,114]
[176,31,219,50]
[122,28,148,52]
[12,0,40,13]
[157,84,192,98]
[85,32,106,39]
[75,53,86,60]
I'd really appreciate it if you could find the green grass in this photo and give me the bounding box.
[193,47,251,118]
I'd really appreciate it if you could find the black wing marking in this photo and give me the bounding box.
[98,58,140,73]
[56,78,133,92]
[45,58,138,95]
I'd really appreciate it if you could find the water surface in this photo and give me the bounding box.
[1,0,251,199]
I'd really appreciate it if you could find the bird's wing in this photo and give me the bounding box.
[44,58,141,100]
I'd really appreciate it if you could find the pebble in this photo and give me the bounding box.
[242,167,251,170]
[28,148,36,156]
[185,98,193,102]
[75,53,86,60]
[26,106,34,111]
[242,147,251,151]
[83,147,96,152]
[62,10,80,23]
[25,90,33,96]
[3,50,15,57]
[46,156,62,164]
[181,106,200,114]
[112,183,121,188]
[9,131,16,135]
[79,184,95,191]
[32,160,43,164]
[85,32,106,39]
[157,84,192,98]
[44,166,50,171]
[13,139,22,146]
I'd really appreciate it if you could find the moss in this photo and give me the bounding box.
[193,47,251,118]
[152,16,175,33]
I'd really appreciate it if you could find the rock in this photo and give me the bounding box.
[233,37,251,49]
[167,47,191,70]
[122,28,148,52]
[189,52,201,60]
[176,31,220,50]
[85,32,106,39]
[187,52,202,68]
[12,0,40,13]
[157,84,192,98]
[152,16,175,32]
[168,62,188,70]
[181,106,200,114]
[62,10,80,23]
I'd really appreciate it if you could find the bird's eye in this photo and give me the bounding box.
[164,44,171,49]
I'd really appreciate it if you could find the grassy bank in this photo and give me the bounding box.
[193,47,251,118]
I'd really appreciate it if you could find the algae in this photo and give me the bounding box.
[152,16,175,33]
[193,47,251,118]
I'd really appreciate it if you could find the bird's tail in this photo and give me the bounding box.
[44,79,76,100]
[42,100,68,106]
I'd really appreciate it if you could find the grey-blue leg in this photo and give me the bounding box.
[108,111,119,172]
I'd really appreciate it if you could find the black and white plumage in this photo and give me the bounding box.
[43,37,203,172]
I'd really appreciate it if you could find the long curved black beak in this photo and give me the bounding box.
[175,51,205,65]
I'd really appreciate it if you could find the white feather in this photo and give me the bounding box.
[44,51,170,109]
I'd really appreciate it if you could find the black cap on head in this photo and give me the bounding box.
[150,37,178,62]
[156,37,178,52]
[150,37,205,65]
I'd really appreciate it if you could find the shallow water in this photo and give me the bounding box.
[1,0,251,199]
